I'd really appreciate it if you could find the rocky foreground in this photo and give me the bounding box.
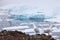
[0,30,55,40]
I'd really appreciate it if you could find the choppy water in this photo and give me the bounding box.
[0,21,60,40]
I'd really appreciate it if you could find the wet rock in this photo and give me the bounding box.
[0,30,55,40]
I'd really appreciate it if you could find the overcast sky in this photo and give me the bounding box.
[0,0,60,17]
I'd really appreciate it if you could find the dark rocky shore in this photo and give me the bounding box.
[0,30,55,40]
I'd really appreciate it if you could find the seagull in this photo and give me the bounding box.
[32,23,40,34]
[44,24,53,35]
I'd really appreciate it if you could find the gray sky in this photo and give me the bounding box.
[0,0,60,17]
